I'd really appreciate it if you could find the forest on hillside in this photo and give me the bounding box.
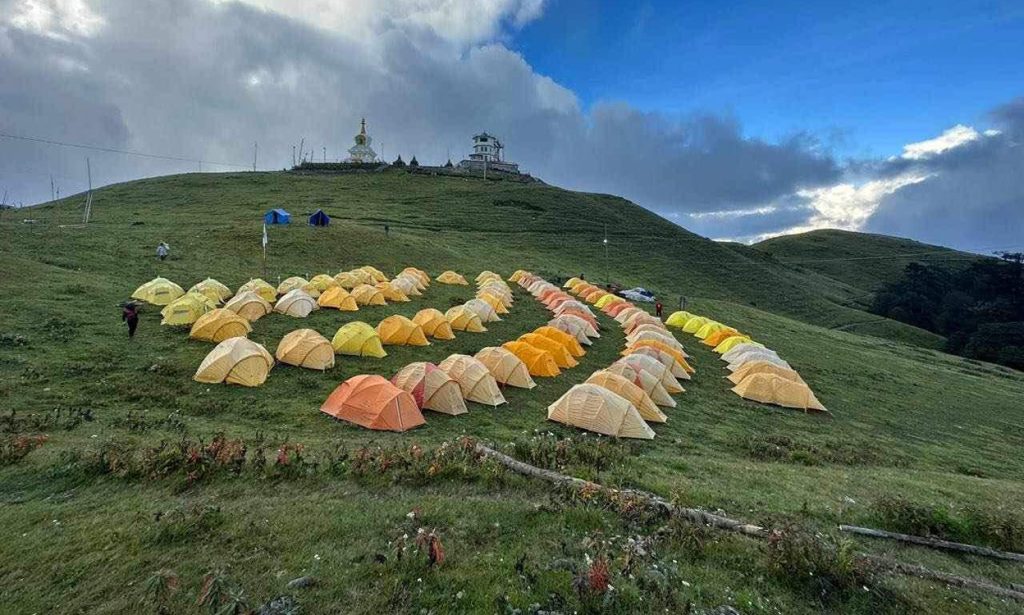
[871,253,1024,369]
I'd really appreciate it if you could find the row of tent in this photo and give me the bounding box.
[504,272,691,440]
[664,311,827,413]
[263,208,330,226]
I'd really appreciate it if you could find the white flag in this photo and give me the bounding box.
[262,223,268,248]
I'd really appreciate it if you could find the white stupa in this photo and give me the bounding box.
[345,118,377,163]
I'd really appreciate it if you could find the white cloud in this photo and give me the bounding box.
[900,124,980,160]
[208,0,545,47]
[6,0,105,39]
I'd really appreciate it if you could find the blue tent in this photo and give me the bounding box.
[264,208,291,224]
[308,209,330,227]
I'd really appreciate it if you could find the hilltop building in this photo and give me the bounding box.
[458,132,519,174]
[345,118,377,163]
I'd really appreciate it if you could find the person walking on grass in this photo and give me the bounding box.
[156,242,169,261]
[655,300,664,319]
[122,302,139,339]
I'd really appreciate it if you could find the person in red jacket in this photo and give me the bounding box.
[122,303,139,338]
[655,301,664,318]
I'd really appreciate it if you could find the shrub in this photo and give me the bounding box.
[764,524,863,602]
[872,496,1024,551]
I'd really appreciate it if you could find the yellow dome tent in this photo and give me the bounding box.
[237,279,277,303]
[274,289,319,317]
[585,370,666,423]
[731,373,827,413]
[476,292,510,314]
[714,335,754,354]
[391,362,467,416]
[664,311,694,328]
[605,362,676,408]
[463,299,501,323]
[377,315,430,346]
[518,333,577,368]
[594,294,623,310]
[278,276,318,297]
[132,277,184,306]
[626,330,687,353]
[188,278,232,304]
[317,287,359,311]
[331,321,387,358]
[727,361,805,386]
[437,354,506,406]
[223,290,272,322]
[694,321,728,340]
[681,316,710,334]
[476,270,501,283]
[501,341,561,377]
[436,270,469,285]
[351,284,387,306]
[275,329,335,370]
[401,267,430,287]
[358,265,388,283]
[309,274,340,293]
[615,354,684,394]
[532,326,586,358]
[189,308,252,343]
[194,338,273,387]
[563,277,583,289]
[547,384,655,440]
[625,339,692,367]
[160,292,216,326]
[474,346,536,389]
[445,306,486,332]
[376,282,410,303]
[333,271,363,289]
[412,308,456,340]
[508,269,529,283]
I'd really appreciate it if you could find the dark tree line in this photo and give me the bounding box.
[872,253,1024,369]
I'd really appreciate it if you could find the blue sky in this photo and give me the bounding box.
[1,0,1022,250]
[513,0,1024,159]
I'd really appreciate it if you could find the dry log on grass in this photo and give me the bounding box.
[861,555,1024,602]
[475,442,1024,603]
[475,442,769,538]
[840,525,1024,564]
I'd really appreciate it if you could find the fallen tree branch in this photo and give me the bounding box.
[860,555,1024,602]
[474,442,769,538]
[474,442,1024,603]
[840,525,1024,564]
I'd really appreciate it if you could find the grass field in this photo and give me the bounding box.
[2,170,1023,613]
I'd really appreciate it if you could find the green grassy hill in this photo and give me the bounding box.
[753,228,988,293]
[2,171,1023,613]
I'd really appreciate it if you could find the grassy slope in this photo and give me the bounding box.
[2,171,1023,613]
[753,228,987,293]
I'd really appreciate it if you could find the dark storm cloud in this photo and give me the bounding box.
[0,0,840,215]
[864,98,1024,250]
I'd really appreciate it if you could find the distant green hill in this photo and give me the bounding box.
[753,228,988,293]
[4,170,1023,613]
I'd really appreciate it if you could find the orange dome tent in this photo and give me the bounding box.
[392,362,467,415]
[727,361,806,386]
[474,346,536,388]
[625,340,693,370]
[437,354,506,406]
[189,308,252,343]
[518,333,578,368]
[532,326,585,357]
[275,329,335,370]
[606,301,635,318]
[321,375,425,431]
[436,270,469,285]
[318,286,359,311]
[477,292,510,314]
[585,370,666,423]
[412,308,456,340]
[377,315,430,346]
[703,328,742,348]
[376,282,410,303]
[501,341,561,377]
